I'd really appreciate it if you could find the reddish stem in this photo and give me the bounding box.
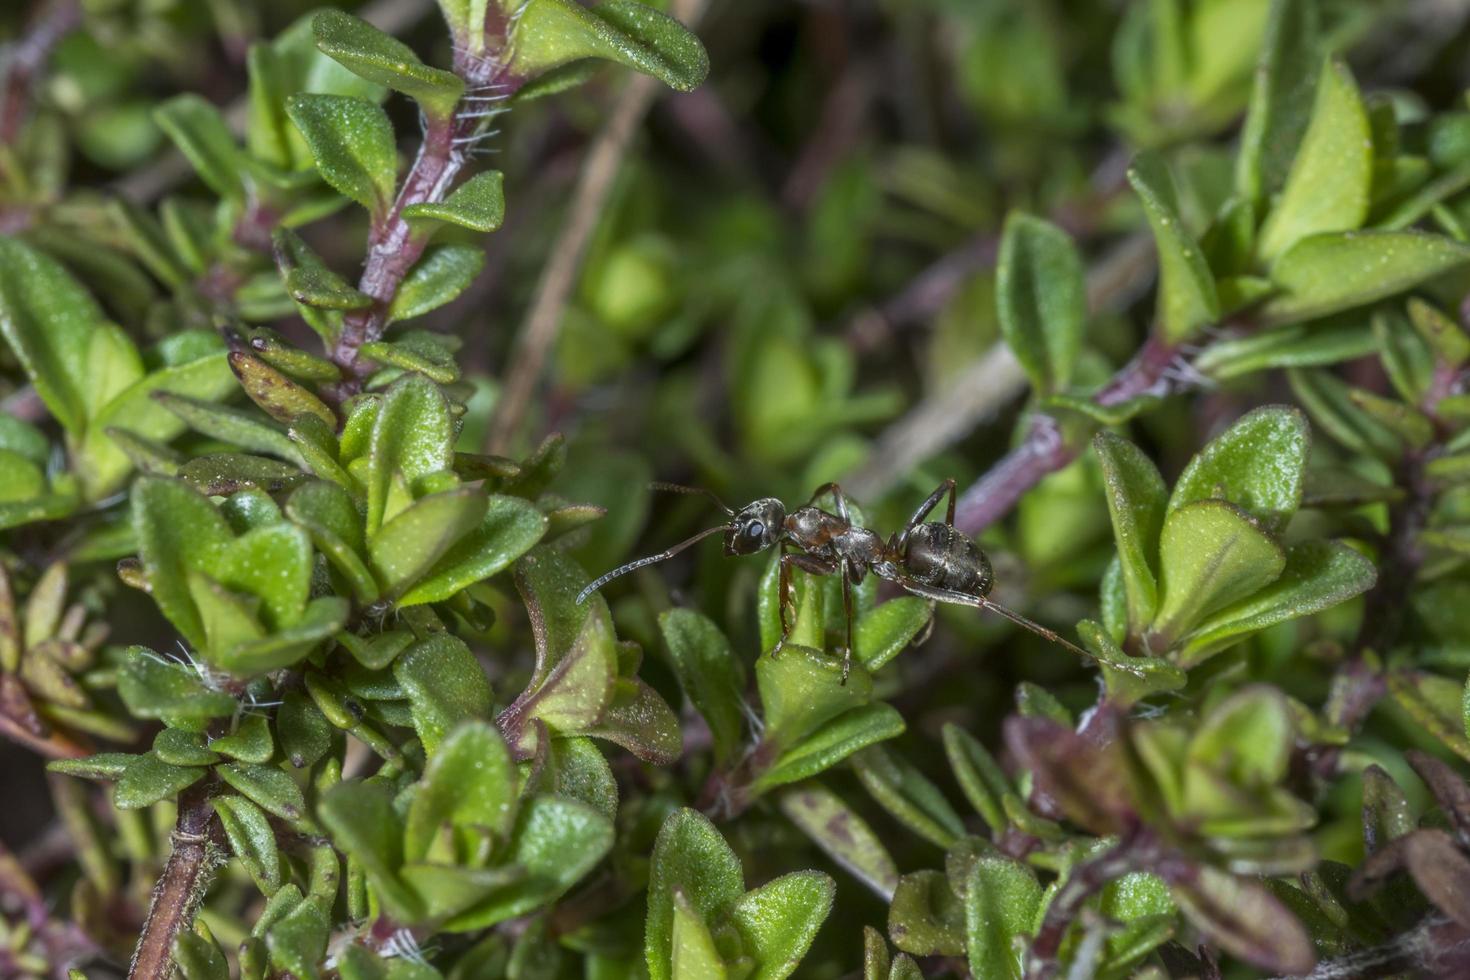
[0,0,81,146]
[128,780,224,980]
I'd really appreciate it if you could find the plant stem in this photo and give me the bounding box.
[128,780,224,980]
[0,0,81,146]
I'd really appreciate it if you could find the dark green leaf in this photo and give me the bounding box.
[510,0,709,92]
[313,10,464,119]
[392,634,493,754]
[286,94,398,217]
[403,171,506,232]
[995,212,1086,393]
[1168,405,1308,533]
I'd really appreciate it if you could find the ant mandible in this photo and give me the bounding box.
[576,479,1090,682]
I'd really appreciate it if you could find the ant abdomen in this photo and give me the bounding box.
[901,522,994,597]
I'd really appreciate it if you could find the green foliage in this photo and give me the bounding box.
[8,1,1470,978]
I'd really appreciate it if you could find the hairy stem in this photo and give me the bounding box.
[128,781,224,980]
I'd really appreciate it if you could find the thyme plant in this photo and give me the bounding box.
[4,0,1470,977]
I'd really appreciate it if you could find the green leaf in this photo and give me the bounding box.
[1257,59,1372,262]
[755,702,905,793]
[0,236,107,434]
[278,689,334,770]
[404,720,516,862]
[444,796,613,930]
[1262,231,1470,325]
[1194,320,1377,379]
[212,714,275,764]
[403,171,506,232]
[582,673,683,765]
[941,724,1011,835]
[215,794,283,895]
[659,609,746,766]
[360,334,460,384]
[312,10,464,119]
[1168,405,1308,533]
[855,597,931,671]
[964,855,1042,980]
[756,644,871,750]
[319,780,422,921]
[778,785,899,900]
[671,893,727,979]
[118,648,236,721]
[218,762,307,823]
[888,870,965,956]
[154,94,244,201]
[228,351,338,429]
[285,263,373,311]
[154,728,220,767]
[286,94,398,217]
[1288,368,1402,461]
[506,600,617,746]
[1235,0,1321,202]
[115,753,204,809]
[396,494,547,606]
[646,808,745,980]
[1094,431,1167,631]
[1188,685,1293,785]
[47,752,137,781]
[1179,540,1375,666]
[730,872,835,980]
[852,745,964,850]
[175,922,230,980]
[155,393,300,461]
[365,373,455,535]
[1407,297,1470,368]
[1152,500,1285,643]
[1077,620,1187,706]
[215,597,348,676]
[286,480,379,604]
[392,634,493,755]
[370,488,489,598]
[265,897,330,979]
[510,0,709,93]
[1127,155,1219,343]
[995,212,1086,393]
[387,244,486,323]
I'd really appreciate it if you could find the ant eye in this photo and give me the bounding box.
[744,521,765,541]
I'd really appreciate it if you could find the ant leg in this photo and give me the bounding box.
[772,552,839,657]
[899,479,958,547]
[893,574,1091,661]
[807,482,851,523]
[839,560,855,684]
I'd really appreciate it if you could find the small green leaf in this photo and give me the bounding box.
[1262,231,1470,325]
[0,236,107,435]
[510,0,709,92]
[730,871,835,980]
[118,648,236,721]
[278,689,334,770]
[778,785,899,900]
[443,795,613,930]
[671,893,727,978]
[403,171,506,232]
[941,724,1011,835]
[1194,320,1377,379]
[1408,297,1470,368]
[286,94,398,217]
[964,855,1042,980]
[319,780,421,921]
[1128,155,1219,343]
[856,597,932,671]
[395,494,547,606]
[404,720,515,862]
[286,480,379,604]
[154,95,244,201]
[1257,59,1372,262]
[1094,430,1168,631]
[646,808,745,980]
[154,728,220,767]
[659,609,746,766]
[365,373,455,535]
[888,870,964,957]
[115,753,205,809]
[1179,540,1375,666]
[995,212,1086,393]
[215,794,283,895]
[1077,620,1187,706]
[228,351,338,429]
[756,645,871,750]
[212,714,276,764]
[392,634,493,754]
[1235,0,1321,202]
[370,487,488,598]
[1187,684,1293,785]
[215,765,304,832]
[852,745,965,850]
[1152,501,1286,643]
[285,263,373,311]
[265,898,330,979]
[47,753,138,781]
[1289,368,1402,461]
[755,702,905,792]
[312,10,464,119]
[1168,405,1309,533]
[387,244,486,323]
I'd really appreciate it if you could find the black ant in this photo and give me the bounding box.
[576,480,1089,682]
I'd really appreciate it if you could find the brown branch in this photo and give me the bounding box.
[128,780,224,980]
[0,0,81,146]
[484,0,709,454]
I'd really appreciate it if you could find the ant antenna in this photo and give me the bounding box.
[649,482,735,516]
[575,524,729,605]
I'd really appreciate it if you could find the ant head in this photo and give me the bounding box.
[725,498,785,556]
